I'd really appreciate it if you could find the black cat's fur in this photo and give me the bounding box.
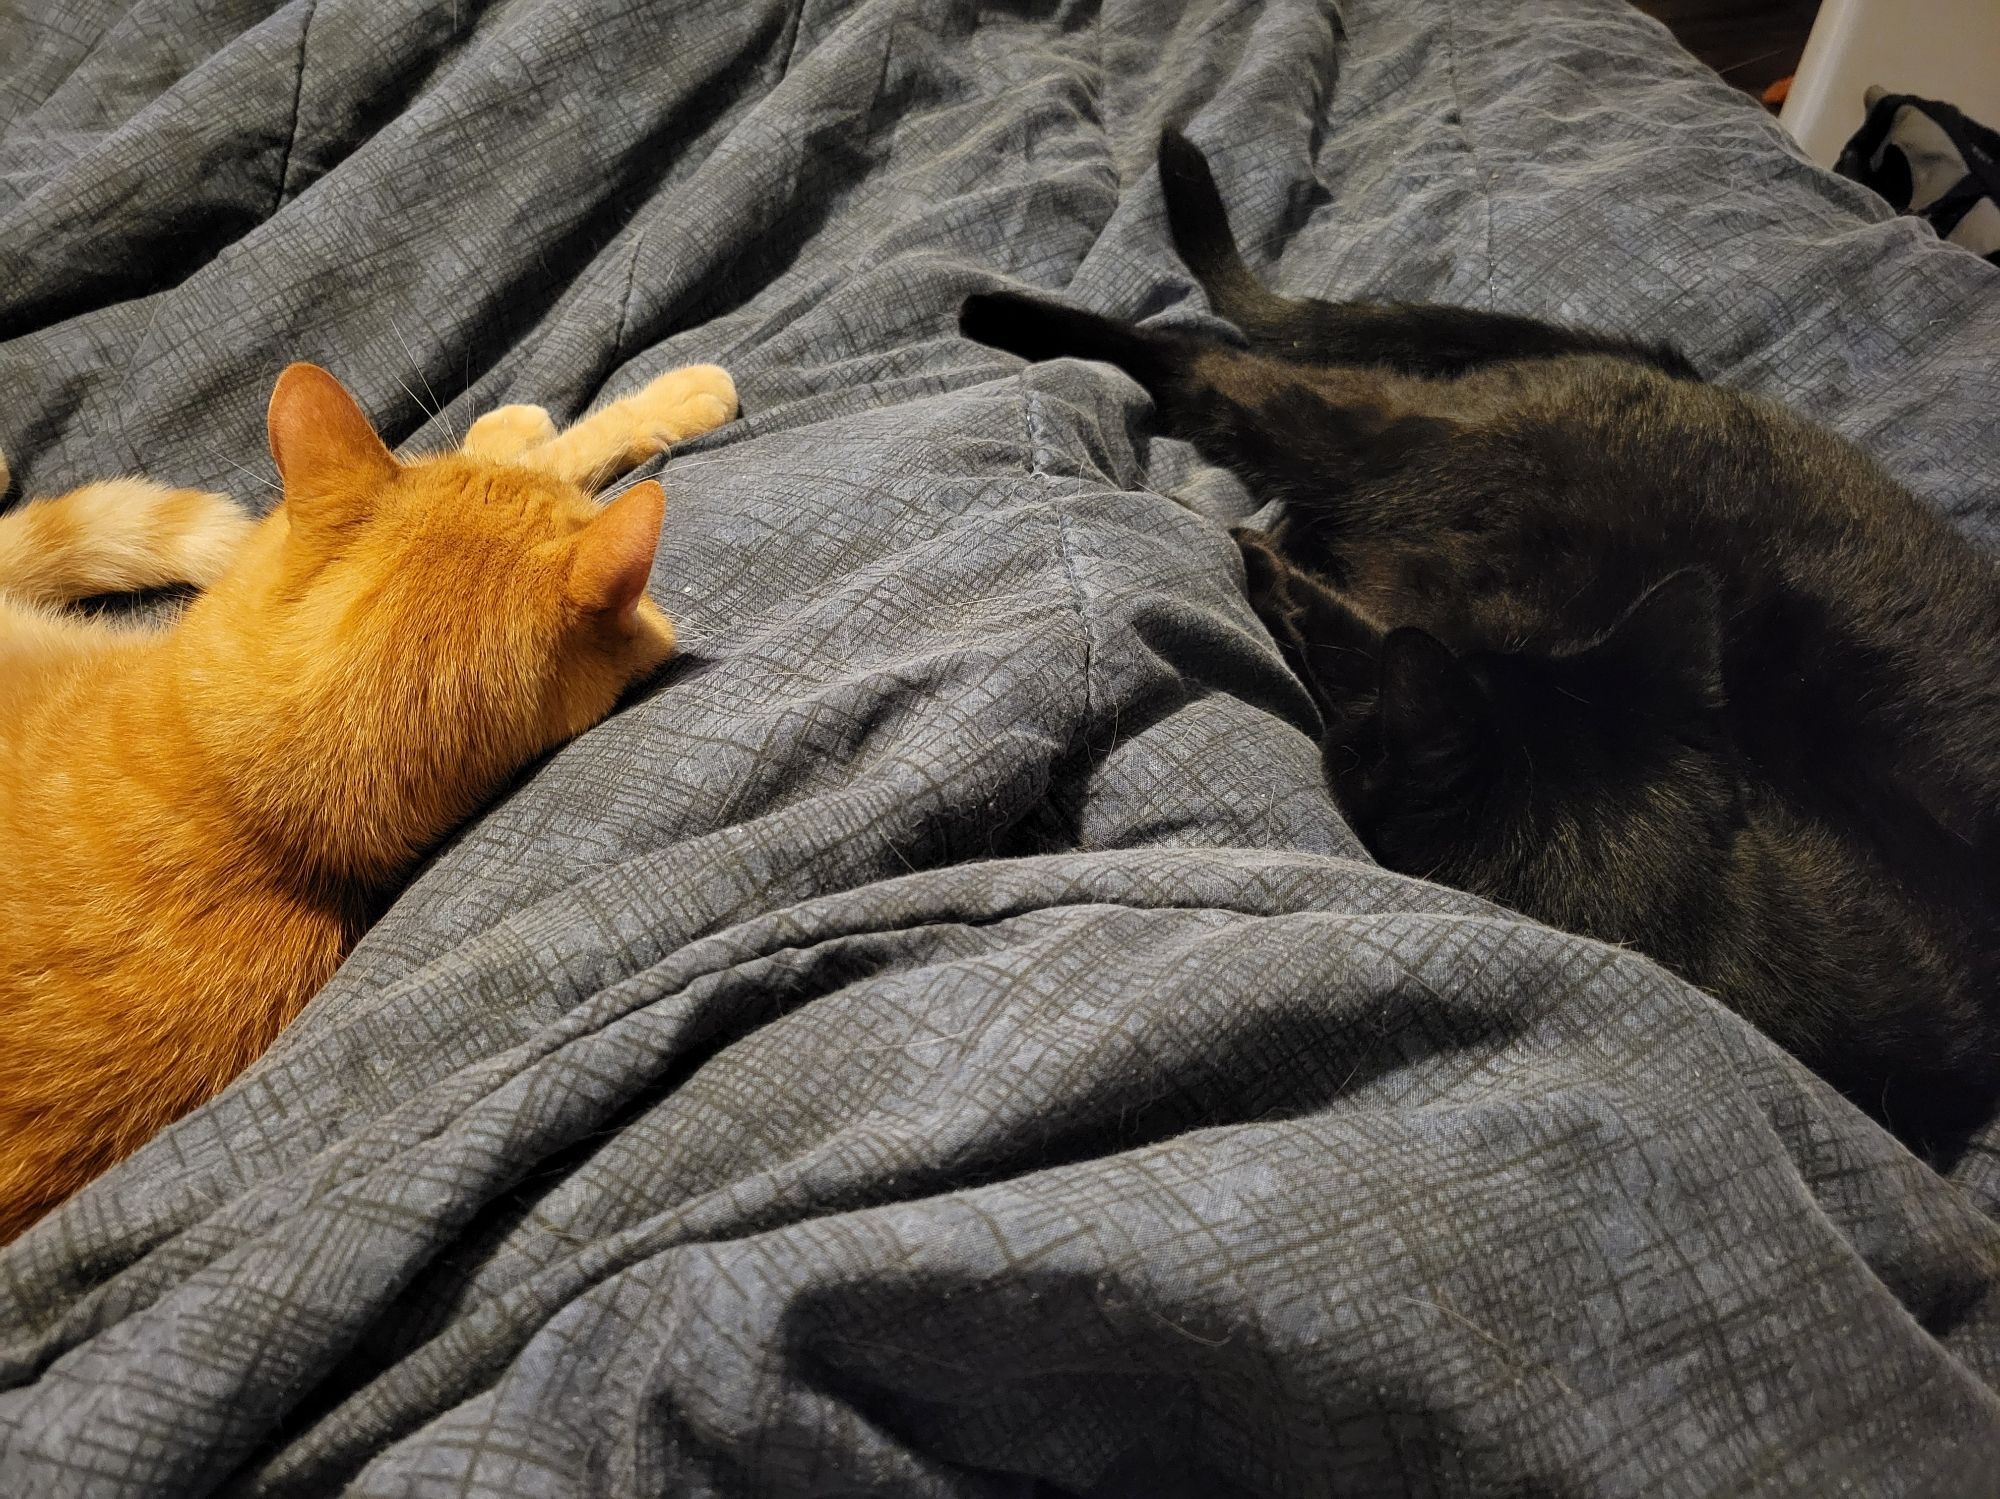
[959,130,2000,1157]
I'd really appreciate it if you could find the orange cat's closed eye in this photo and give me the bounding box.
[0,359,737,1240]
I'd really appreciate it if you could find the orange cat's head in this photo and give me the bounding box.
[183,364,677,886]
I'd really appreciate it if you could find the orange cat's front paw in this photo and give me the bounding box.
[616,364,739,457]
[465,404,559,463]
[519,366,741,491]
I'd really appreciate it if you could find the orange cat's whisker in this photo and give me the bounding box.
[193,446,282,497]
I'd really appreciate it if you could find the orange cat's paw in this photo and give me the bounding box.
[519,366,740,490]
[464,404,559,462]
[617,364,739,455]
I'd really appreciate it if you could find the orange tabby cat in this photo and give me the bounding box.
[0,360,737,1241]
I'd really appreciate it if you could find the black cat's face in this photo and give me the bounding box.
[1342,572,1748,963]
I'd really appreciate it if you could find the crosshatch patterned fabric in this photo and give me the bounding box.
[4,0,2000,1494]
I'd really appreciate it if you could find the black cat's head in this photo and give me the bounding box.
[1345,571,1744,964]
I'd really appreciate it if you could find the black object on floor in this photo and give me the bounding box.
[1839,91,2000,265]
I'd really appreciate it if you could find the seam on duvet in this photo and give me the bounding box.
[1439,0,1496,309]
[271,0,317,214]
[1021,371,1096,728]
[1055,508,1094,726]
[773,0,807,81]
[612,227,647,364]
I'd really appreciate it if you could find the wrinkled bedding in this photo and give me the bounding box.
[4,0,2000,1494]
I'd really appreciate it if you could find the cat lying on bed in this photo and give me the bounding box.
[0,362,737,1241]
[959,130,2000,1158]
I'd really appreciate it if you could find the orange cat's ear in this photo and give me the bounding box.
[267,364,397,538]
[568,480,665,634]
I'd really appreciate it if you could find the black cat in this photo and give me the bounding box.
[959,130,2000,1157]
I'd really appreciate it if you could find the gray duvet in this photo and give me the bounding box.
[4,0,2000,1494]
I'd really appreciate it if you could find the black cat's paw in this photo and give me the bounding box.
[1231,526,1291,609]
[1233,528,1318,648]
[960,290,1128,369]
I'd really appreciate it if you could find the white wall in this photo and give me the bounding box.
[1780,0,2000,167]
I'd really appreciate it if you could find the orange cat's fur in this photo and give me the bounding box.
[0,361,737,1241]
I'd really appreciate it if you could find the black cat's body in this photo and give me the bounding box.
[959,131,2000,1155]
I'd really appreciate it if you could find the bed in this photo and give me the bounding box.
[3,0,1998,1493]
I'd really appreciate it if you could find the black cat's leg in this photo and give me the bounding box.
[959,291,1447,514]
[959,292,1224,410]
[959,290,1295,459]
[1158,127,1699,381]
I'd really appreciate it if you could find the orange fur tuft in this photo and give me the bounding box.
[0,363,734,1240]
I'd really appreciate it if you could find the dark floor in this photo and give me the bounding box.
[1632,0,1821,99]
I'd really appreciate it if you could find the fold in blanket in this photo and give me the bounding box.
[3,0,1999,1495]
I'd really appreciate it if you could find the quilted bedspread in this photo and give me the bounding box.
[3,0,1999,1493]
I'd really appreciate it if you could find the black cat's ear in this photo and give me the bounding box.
[1589,568,1726,712]
[1377,627,1489,787]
